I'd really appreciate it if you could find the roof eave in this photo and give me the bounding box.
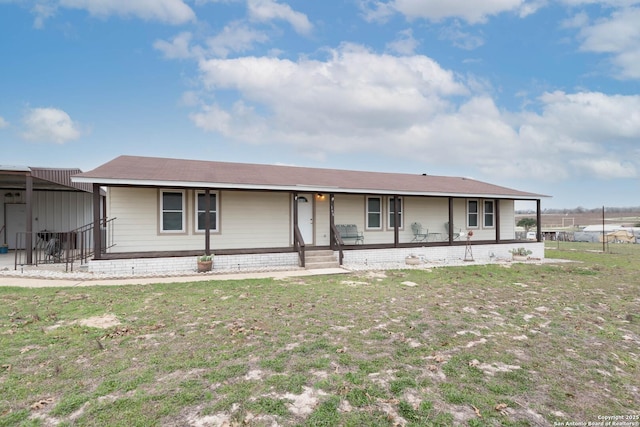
[71,176,547,199]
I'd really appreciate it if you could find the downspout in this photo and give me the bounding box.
[93,183,102,259]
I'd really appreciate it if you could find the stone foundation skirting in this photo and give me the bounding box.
[87,243,544,276]
[88,252,301,276]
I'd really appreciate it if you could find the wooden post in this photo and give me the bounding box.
[495,199,501,243]
[293,193,299,230]
[204,189,211,256]
[393,195,399,247]
[602,205,606,253]
[329,193,335,250]
[448,197,454,244]
[93,183,102,260]
[536,199,542,242]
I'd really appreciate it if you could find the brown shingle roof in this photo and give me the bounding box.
[73,155,547,199]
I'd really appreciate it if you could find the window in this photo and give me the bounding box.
[366,196,382,229]
[467,200,479,228]
[161,190,185,232]
[196,191,218,232]
[484,200,495,228]
[388,197,403,229]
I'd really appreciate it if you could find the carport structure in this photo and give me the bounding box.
[0,165,104,265]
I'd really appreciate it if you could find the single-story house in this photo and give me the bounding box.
[71,155,549,275]
[1,166,104,266]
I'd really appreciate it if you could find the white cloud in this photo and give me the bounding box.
[570,158,637,178]
[187,44,640,181]
[22,107,82,144]
[154,32,197,59]
[155,23,269,60]
[362,0,534,24]
[247,0,313,35]
[439,21,485,50]
[31,2,57,29]
[0,116,8,129]
[205,21,269,58]
[576,7,640,78]
[386,29,419,55]
[30,0,196,26]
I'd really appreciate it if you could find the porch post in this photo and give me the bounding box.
[495,199,501,243]
[92,183,102,260]
[329,193,335,250]
[393,195,399,247]
[204,189,211,256]
[293,193,299,229]
[448,197,454,244]
[25,173,33,264]
[536,199,542,242]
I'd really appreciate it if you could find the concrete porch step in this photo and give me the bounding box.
[305,250,339,269]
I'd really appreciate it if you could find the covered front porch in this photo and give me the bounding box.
[82,186,543,275]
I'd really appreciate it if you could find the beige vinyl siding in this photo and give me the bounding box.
[108,187,166,252]
[499,200,516,240]
[107,188,291,252]
[213,191,290,249]
[106,188,519,252]
[404,197,449,241]
[314,195,330,246]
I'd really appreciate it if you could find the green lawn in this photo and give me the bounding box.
[1,244,638,426]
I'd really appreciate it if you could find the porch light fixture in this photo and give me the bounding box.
[316,193,325,200]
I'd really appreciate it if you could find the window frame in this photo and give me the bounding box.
[366,196,383,230]
[194,190,219,233]
[159,189,186,234]
[483,200,495,228]
[387,196,404,230]
[467,199,479,229]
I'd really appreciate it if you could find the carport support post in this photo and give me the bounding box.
[92,183,102,260]
[26,173,33,265]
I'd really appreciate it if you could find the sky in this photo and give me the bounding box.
[1,0,639,210]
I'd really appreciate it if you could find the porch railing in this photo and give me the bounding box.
[330,223,344,266]
[293,225,305,268]
[14,218,116,271]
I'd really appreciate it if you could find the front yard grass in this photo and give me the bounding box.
[1,244,638,426]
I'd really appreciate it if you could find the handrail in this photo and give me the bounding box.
[330,223,344,266]
[14,217,116,271]
[293,225,305,267]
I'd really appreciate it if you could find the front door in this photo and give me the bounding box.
[296,194,314,245]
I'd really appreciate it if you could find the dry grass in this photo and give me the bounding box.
[1,244,639,426]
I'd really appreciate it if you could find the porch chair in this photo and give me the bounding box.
[411,222,429,242]
[444,222,463,240]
